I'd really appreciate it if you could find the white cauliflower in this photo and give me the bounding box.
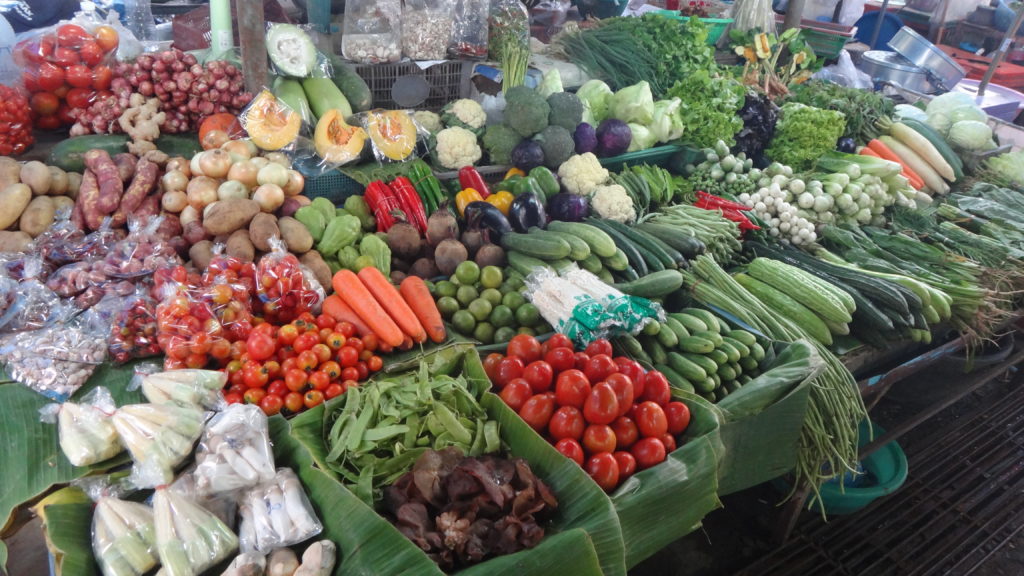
[413,110,443,133]
[435,126,482,169]
[590,184,636,223]
[557,153,609,196]
[442,99,487,133]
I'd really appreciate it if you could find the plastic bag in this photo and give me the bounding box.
[195,404,276,495]
[401,0,455,61]
[238,88,306,154]
[39,386,122,467]
[488,0,530,63]
[168,470,238,530]
[93,496,159,576]
[448,0,489,59]
[155,281,229,370]
[112,402,205,487]
[138,368,227,410]
[152,486,239,575]
[813,50,872,90]
[33,206,87,266]
[220,553,267,576]
[4,256,69,332]
[342,0,401,64]
[101,215,182,279]
[108,287,161,364]
[255,237,322,324]
[531,0,572,32]
[238,468,323,553]
[350,109,424,164]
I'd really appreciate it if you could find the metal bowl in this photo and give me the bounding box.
[861,50,937,94]
[887,26,965,91]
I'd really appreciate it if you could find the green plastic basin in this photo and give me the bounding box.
[817,419,908,515]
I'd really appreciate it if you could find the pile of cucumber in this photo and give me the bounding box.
[615,308,767,403]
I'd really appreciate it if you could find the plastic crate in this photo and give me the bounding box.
[651,11,734,45]
[774,16,854,60]
[352,60,474,113]
[598,144,691,172]
[302,169,365,205]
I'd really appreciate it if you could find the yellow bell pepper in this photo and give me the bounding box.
[455,188,483,217]
[484,190,514,215]
[504,167,526,179]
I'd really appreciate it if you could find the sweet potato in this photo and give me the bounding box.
[183,220,209,245]
[189,240,215,271]
[51,196,75,214]
[82,150,124,215]
[0,157,19,188]
[76,171,102,230]
[66,172,82,199]
[226,229,256,261]
[0,231,31,252]
[19,196,56,237]
[20,161,51,196]
[136,194,160,219]
[111,157,158,227]
[71,199,85,230]
[0,183,33,231]
[112,153,137,184]
[300,250,332,290]
[202,198,260,235]
[47,167,68,196]
[249,213,280,252]
[278,216,313,253]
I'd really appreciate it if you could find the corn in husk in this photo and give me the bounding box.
[92,497,158,576]
[141,369,227,410]
[169,471,237,530]
[112,403,205,487]
[218,552,266,576]
[238,468,322,553]
[153,487,238,576]
[195,404,275,495]
[41,387,123,467]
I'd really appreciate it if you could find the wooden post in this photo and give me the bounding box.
[784,0,807,32]
[237,0,268,93]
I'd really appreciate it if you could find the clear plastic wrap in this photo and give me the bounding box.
[237,468,323,554]
[168,470,238,530]
[401,0,455,61]
[39,386,122,467]
[109,287,161,364]
[92,497,159,576]
[194,404,275,495]
[152,486,239,576]
[238,89,305,154]
[220,552,266,576]
[351,109,424,164]
[5,256,69,332]
[448,0,489,59]
[33,207,87,266]
[199,278,254,344]
[488,0,530,63]
[101,215,183,279]
[255,237,322,324]
[342,0,401,64]
[111,402,205,488]
[139,368,227,410]
[155,281,229,370]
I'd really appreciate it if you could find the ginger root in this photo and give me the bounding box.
[119,94,166,155]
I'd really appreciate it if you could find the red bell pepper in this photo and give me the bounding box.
[458,166,491,198]
[389,176,428,234]
[364,180,401,232]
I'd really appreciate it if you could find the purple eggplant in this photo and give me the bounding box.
[508,191,548,232]
[547,192,590,222]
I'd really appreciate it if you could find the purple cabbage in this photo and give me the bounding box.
[596,119,632,157]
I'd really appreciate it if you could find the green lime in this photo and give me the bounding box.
[502,291,526,310]
[468,298,493,322]
[480,288,503,307]
[480,266,504,289]
[455,261,481,285]
[515,302,541,327]
[436,296,460,319]
[473,322,495,344]
[452,310,476,335]
[507,276,525,291]
[456,285,479,307]
[425,280,437,296]
[436,280,458,298]
[537,321,553,334]
[494,326,517,344]
[489,304,515,328]
[517,326,537,336]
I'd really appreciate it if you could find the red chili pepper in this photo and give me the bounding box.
[364,181,400,232]
[390,176,428,234]
[458,166,491,198]
[720,208,761,231]
[696,191,750,211]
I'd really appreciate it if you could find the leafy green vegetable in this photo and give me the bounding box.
[577,80,614,126]
[765,102,846,171]
[982,149,1024,190]
[785,80,892,145]
[608,81,655,125]
[665,71,745,148]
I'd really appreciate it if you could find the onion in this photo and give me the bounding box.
[223,141,254,163]
[214,78,229,92]
[179,205,200,227]
[175,72,193,91]
[186,176,220,210]
[264,152,291,168]
[138,55,153,70]
[139,81,154,96]
[171,60,185,73]
[153,60,167,74]
[161,190,189,212]
[183,53,198,66]
[198,149,232,179]
[217,179,250,201]
[282,170,304,197]
[227,159,259,188]
[161,170,189,192]
[252,184,285,213]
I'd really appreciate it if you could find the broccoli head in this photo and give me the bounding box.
[547,92,583,131]
[483,124,522,165]
[534,125,575,169]
[503,86,550,138]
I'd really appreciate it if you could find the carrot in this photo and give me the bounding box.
[322,294,372,336]
[868,139,925,190]
[357,267,427,343]
[399,276,446,343]
[332,270,405,347]
[859,147,881,158]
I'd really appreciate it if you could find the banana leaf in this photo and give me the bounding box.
[0,361,146,530]
[41,502,96,576]
[610,393,724,568]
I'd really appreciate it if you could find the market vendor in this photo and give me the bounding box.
[0,0,80,33]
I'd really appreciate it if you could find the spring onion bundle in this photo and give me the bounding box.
[92,497,158,576]
[153,487,238,576]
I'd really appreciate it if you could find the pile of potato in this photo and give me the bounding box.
[0,158,81,251]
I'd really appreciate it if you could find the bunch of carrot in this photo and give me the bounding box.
[323,268,446,350]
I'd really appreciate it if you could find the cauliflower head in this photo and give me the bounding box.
[414,110,443,133]
[435,126,482,169]
[557,153,609,196]
[590,184,636,223]
[442,99,487,134]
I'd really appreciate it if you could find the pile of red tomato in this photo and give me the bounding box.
[0,85,34,156]
[486,334,691,492]
[16,23,119,129]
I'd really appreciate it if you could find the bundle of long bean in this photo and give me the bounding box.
[682,254,867,506]
[644,204,744,264]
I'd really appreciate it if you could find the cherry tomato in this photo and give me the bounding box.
[610,416,640,450]
[634,401,668,438]
[284,392,305,413]
[66,65,93,89]
[359,349,373,362]
[507,334,542,363]
[267,380,288,398]
[341,366,359,382]
[544,347,575,374]
[484,353,505,384]
[79,41,104,67]
[367,355,383,372]
[16,39,48,65]
[499,378,532,412]
[604,373,635,418]
[22,70,39,92]
[319,361,341,379]
[308,370,331,391]
[30,92,59,116]
[35,114,61,131]
[319,328,334,343]
[281,357,298,374]
[311,343,332,363]
[278,324,299,346]
[554,369,591,409]
[263,360,282,379]
[613,451,637,480]
[360,334,378,352]
[297,350,319,371]
[583,382,619,425]
[519,393,556,433]
[585,338,613,358]
[285,369,308,392]
[586,452,620,492]
[94,25,119,53]
[324,331,346,351]
[259,394,283,416]
[665,402,691,435]
[573,352,591,371]
[642,371,672,406]
[210,339,232,360]
[243,387,266,405]
[543,333,574,353]
[632,437,667,470]
[582,424,617,454]
[584,354,618,384]
[224,392,243,404]
[337,345,358,368]
[51,47,79,68]
[294,332,320,353]
[325,382,345,399]
[548,406,585,441]
[659,434,677,453]
[316,313,336,330]
[246,331,276,361]
[304,389,325,408]
[227,383,246,397]
[523,360,554,393]
[57,24,91,48]
[555,438,585,466]
[243,367,269,389]
[37,63,64,92]
[494,356,525,388]
[336,321,356,338]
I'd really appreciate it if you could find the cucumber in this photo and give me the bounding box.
[682,308,722,333]
[615,334,652,365]
[642,337,669,365]
[328,55,374,112]
[670,313,708,334]
[501,233,571,260]
[679,336,715,354]
[597,268,615,284]
[585,218,651,275]
[693,330,724,348]
[700,391,717,402]
[684,353,719,378]
[749,342,766,362]
[717,341,741,363]
[578,253,603,274]
[710,373,722,389]
[546,221,617,258]
[656,364,694,394]
[693,376,716,394]
[656,323,679,349]
[642,321,661,336]
[663,317,691,342]
[301,76,353,118]
[667,352,707,382]
[50,134,201,172]
[529,227,591,261]
[612,269,684,299]
[637,223,708,259]
[601,248,630,272]
[717,364,737,382]
[727,330,757,348]
[706,348,730,367]
[602,219,678,270]
[507,251,552,277]
[729,361,742,377]
[738,374,752,385]
[739,355,759,372]
[721,336,750,358]
[616,267,639,282]
[274,78,316,124]
[724,379,741,394]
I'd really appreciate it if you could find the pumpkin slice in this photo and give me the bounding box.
[243,90,302,151]
[365,109,417,162]
[315,109,367,165]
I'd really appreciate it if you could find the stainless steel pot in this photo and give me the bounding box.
[860,50,937,94]
[888,26,966,91]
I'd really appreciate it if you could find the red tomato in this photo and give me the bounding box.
[325,383,345,399]
[494,356,525,387]
[665,402,691,435]
[78,41,103,67]
[573,352,590,371]
[324,331,346,351]
[632,437,667,470]
[554,369,591,409]
[243,367,269,389]
[337,345,359,368]
[367,355,383,372]
[614,358,646,394]
[610,416,640,450]
[285,369,308,392]
[584,354,617,383]
[225,392,243,404]
[634,401,669,438]
[613,451,637,480]
[311,343,332,363]
[543,333,574,353]
[507,334,542,363]
[57,24,91,48]
[555,438,585,466]
[304,389,325,408]
[37,63,65,92]
[548,406,585,441]
[523,360,554,393]
[22,70,39,92]
[642,371,672,406]
[336,321,356,338]
[267,380,288,398]
[583,382,619,425]
[30,92,59,116]
[309,370,330,391]
[284,392,304,413]
[660,434,677,453]
[94,25,119,53]
[341,366,359,382]
[582,424,617,454]
[246,331,276,361]
[263,360,281,379]
[259,394,283,416]
[294,332,320,353]
[320,361,341,379]
[277,324,299,345]
[604,373,635,418]
[243,387,266,405]
[360,334,378,352]
[16,39,48,65]
[484,353,504,383]
[66,65,93,89]
[586,452,620,492]
[585,338,613,358]
[544,347,575,374]
[316,313,336,330]
[519,393,556,433]
[499,378,532,412]
[51,47,79,67]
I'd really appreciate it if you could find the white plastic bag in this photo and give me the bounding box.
[194,404,276,495]
[237,468,323,553]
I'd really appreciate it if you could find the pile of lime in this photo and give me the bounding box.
[431,262,552,345]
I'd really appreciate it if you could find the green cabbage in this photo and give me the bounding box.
[608,81,654,125]
[926,91,976,116]
[947,120,995,151]
[649,98,684,143]
[627,123,657,152]
[948,104,988,124]
[576,79,613,126]
[926,111,954,136]
[984,149,1024,188]
[537,68,564,98]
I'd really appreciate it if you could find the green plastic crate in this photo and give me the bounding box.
[802,27,850,60]
[598,144,690,172]
[652,11,734,45]
[303,169,365,205]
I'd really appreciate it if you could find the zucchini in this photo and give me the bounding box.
[663,317,691,342]
[601,248,630,272]
[530,227,591,261]
[585,218,654,274]
[603,219,678,270]
[679,336,715,354]
[670,312,708,334]
[667,352,707,382]
[734,273,833,345]
[656,323,679,349]
[656,364,694,394]
[612,269,684,299]
[682,308,722,333]
[507,251,553,277]
[274,78,316,124]
[578,253,603,274]
[637,223,707,259]
[693,330,724,348]
[717,341,741,364]
[50,134,201,172]
[727,329,757,348]
[706,348,730,367]
[547,221,617,258]
[721,336,750,358]
[501,232,571,260]
[748,258,855,321]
